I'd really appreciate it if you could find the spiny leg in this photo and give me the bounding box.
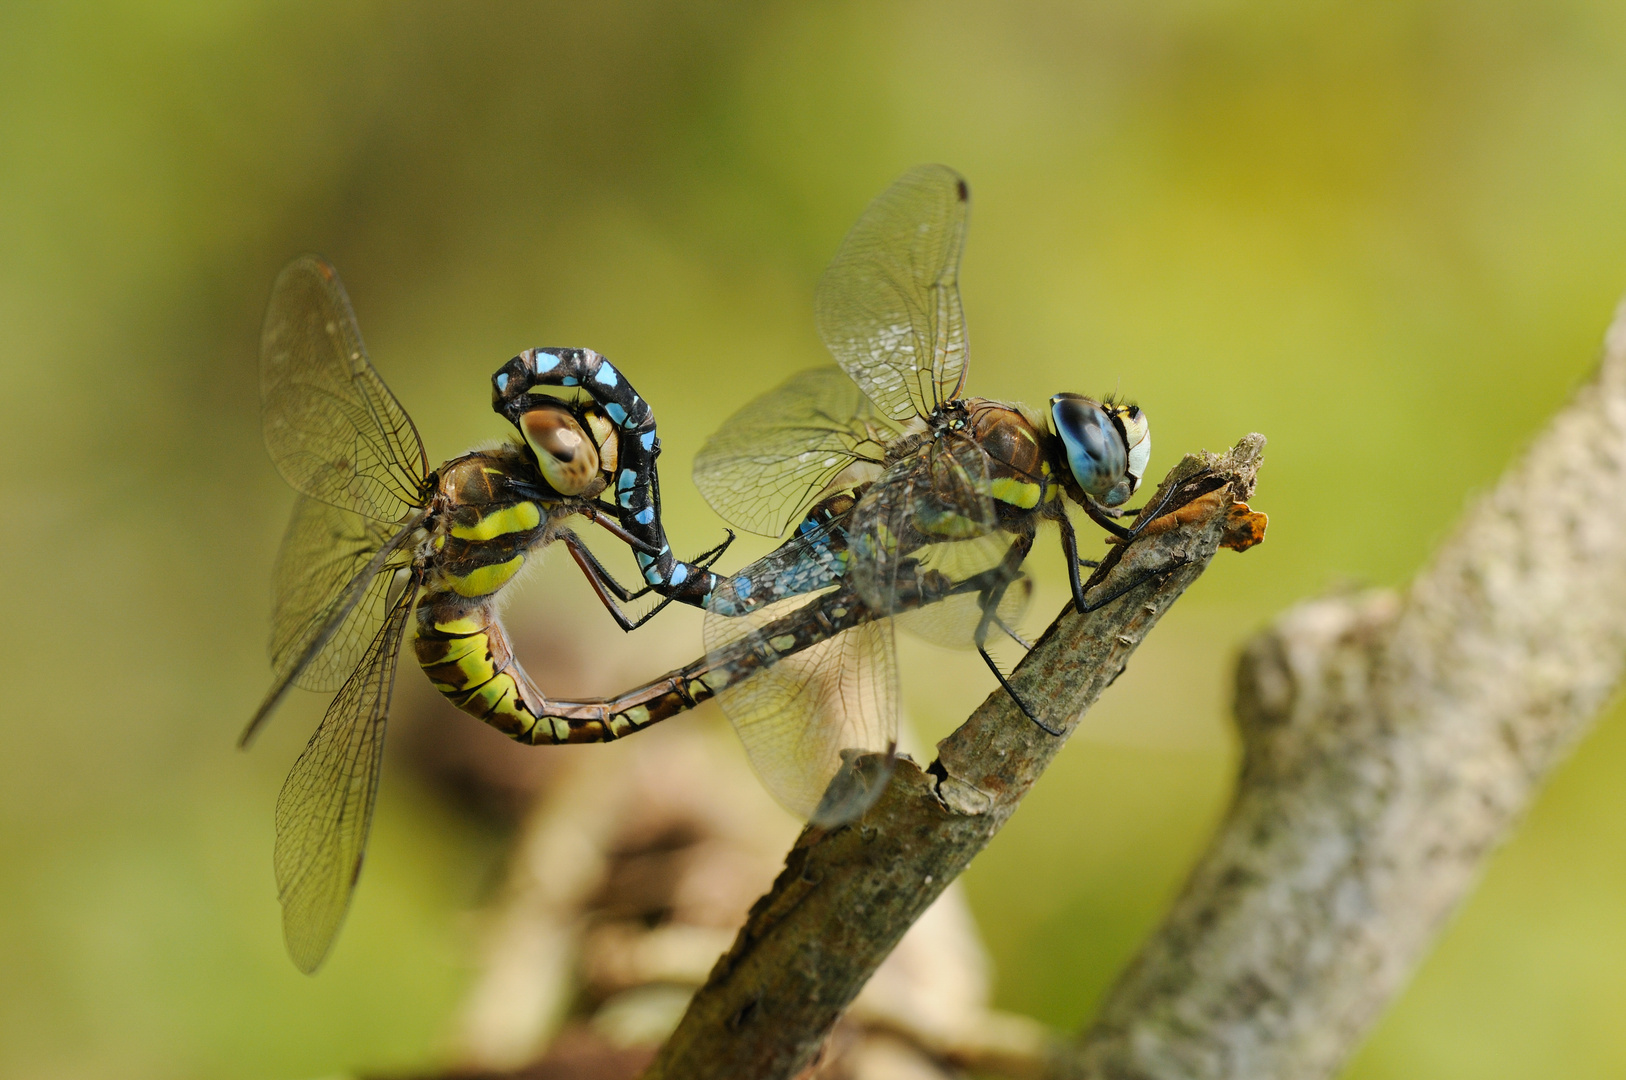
[975,609,1059,736]
[685,529,736,568]
[1131,469,1227,536]
[585,497,736,569]
[1076,553,1191,614]
[1081,467,1222,540]
[1068,468,1226,613]
[582,496,735,564]
[562,525,736,633]
[582,500,737,569]
[561,529,663,631]
[582,501,663,556]
[967,535,1061,736]
[1057,512,1093,613]
[991,609,1033,651]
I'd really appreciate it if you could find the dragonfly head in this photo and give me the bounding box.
[1050,394,1150,508]
[515,398,601,496]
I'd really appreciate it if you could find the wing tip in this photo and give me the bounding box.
[238,708,271,749]
[284,928,333,975]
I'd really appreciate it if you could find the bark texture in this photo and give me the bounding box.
[641,436,1268,1080]
[1057,298,1626,1079]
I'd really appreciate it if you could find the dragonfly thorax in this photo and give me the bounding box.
[950,399,1055,516]
[423,448,558,600]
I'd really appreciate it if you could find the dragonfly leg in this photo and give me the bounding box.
[1126,468,1227,539]
[1081,468,1226,542]
[991,611,1033,651]
[1067,467,1226,613]
[978,640,1062,736]
[565,522,735,633]
[1077,554,1193,614]
[559,528,679,632]
[584,493,734,568]
[969,535,1061,735]
[582,501,663,556]
[686,528,737,568]
[1083,499,1133,540]
[1057,513,1093,612]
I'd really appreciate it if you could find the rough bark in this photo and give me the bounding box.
[640,436,1268,1080]
[1055,298,1626,1079]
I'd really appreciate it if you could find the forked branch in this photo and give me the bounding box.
[640,435,1268,1080]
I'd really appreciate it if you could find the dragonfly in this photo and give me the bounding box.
[242,256,730,972]
[510,164,1219,825]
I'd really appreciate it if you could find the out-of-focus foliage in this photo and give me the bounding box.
[4,2,1626,1076]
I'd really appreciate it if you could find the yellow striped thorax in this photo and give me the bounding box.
[961,399,1051,513]
[426,447,555,601]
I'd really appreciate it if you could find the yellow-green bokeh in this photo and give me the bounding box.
[5,2,1626,1076]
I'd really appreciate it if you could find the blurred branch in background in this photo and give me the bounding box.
[389,671,1052,1080]
[1056,298,1626,1079]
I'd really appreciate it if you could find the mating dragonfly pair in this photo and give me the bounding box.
[246,165,1215,972]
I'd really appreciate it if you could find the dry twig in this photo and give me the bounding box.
[642,436,1268,1080]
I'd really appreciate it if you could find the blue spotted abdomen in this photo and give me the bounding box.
[708,496,856,617]
[492,347,723,609]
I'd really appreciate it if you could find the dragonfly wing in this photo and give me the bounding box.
[848,434,1007,620]
[815,165,971,422]
[693,366,896,537]
[893,574,1032,650]
[261,256,429,521]
[270,498,419,692]
[242,501,423,746]
[706,596,897,826]
[272,590,413,974]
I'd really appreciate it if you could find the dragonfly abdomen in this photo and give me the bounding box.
[492,347,724,608]
[412,591,710,745]
[710,491,859,617]
[414,576,896,750]
[411,595,620,743]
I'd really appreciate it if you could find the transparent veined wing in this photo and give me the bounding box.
[705,502,857,618]
[241,499,425,746]
[693,366,896,537]
[814,165,970,424]
[703,583,897,826]
[893,571,1032,651]
[272,588,415,973]
[847,433,1010,624]
[261,256,430,522]
[270,497,420,693]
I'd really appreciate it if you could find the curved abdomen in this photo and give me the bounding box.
[491,347,724,608]
[414,572,945,747]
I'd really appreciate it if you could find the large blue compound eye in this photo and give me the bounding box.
[1051,393,1128,505]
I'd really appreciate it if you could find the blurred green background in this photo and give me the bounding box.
[5,1,1626,1076]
